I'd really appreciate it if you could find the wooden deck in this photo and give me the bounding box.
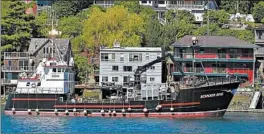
[75,83,100,89]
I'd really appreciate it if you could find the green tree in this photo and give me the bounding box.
[161,20,194,49]
[194,23,254,43]
[115,1,156,23]
[165,10,195,23]
[193,23,221,36]
[82,5,144,50]
[1,1,39,51]
[143,20,163,47]
[253,1,264,23]
[35,11,49,37]
[58,16,83,38]
[74,54,93,83]
[52,0,92,18]
[203,10,230,26]
[219,1,254,14]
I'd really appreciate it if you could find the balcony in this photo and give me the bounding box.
[1,66,35,72]
[75,81,100,89]
[4,52,30,59]
[183,67,251,73]
[174,53,254,62]
[0,79,17,85]
[174,67,252,78]
[255,48,264,57]
[166,4,205,10]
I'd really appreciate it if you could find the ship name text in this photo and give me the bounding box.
[200,92,224,99]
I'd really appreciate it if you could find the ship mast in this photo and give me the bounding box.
[47,6,61,61]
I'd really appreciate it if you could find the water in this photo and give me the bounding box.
[2,111,264,133]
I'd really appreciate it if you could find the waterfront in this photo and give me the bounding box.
[1,110,264,133]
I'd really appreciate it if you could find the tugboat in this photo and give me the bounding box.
[4,47,242,118]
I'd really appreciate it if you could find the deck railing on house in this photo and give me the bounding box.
[175,53,254,59]
[166,4,205,10]
[255,48,264,56]
[0,79,17,85]
[182,67,252,74]
[1,66,35,72]
[4,52,30,59]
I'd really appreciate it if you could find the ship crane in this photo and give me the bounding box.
[133,53,185,91]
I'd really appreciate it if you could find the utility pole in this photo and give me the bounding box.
[206,0,210,36]
[236,0,239,14]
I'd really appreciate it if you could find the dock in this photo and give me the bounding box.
[227,109,264,113]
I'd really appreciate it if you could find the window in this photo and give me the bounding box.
[58,68,62,72]
[101,53,109,61]
[123,76,129,82]
[102,76,108,82]
[150,77,155,81]
[65,68,69,72]
[141,0,147,3]
[52,68,56,72]
[129,53,142,61]
[120,53,124,61]
[112,77,118,82]
[146,53,149,61]
[112,66,119,71]
[101,53,115,61]
[50,63,56,66]
[242,49,251,53]
[200,48,204,53]
[37,82,41,86]
[43,48,46,54]
[123,66,132,72]
[150,66,155,70]
[112,53,115,61]
[158,0,165,4]
[19,60,24,67]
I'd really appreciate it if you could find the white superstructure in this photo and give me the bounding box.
[15,58,75,94]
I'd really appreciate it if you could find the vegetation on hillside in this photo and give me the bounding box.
[1,1,41,52]
[2,1,264,82]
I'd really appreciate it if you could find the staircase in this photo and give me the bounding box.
[249,91,261,109]
[158,18,166,25]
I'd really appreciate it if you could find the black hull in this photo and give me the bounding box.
[4,82,240,118]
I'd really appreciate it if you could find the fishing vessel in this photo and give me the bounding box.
[4,48,242,118]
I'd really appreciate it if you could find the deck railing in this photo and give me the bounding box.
[166,4,205,10]
[255,48,264,55]
[175,53,254,60]
[183,67,251,74]
[1,66,35,72]
[4,52,30,59]
[0,79,17,85]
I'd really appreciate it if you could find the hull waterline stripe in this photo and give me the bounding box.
[161,102,200,107]
[54,105,144,108]
[12,98,57,101]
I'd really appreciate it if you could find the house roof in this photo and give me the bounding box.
[172,35,259,48]
[28,38,70,55]
[100,47,162,52]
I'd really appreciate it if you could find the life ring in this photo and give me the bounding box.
[31,83,36,88]
[78,98,83,102]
